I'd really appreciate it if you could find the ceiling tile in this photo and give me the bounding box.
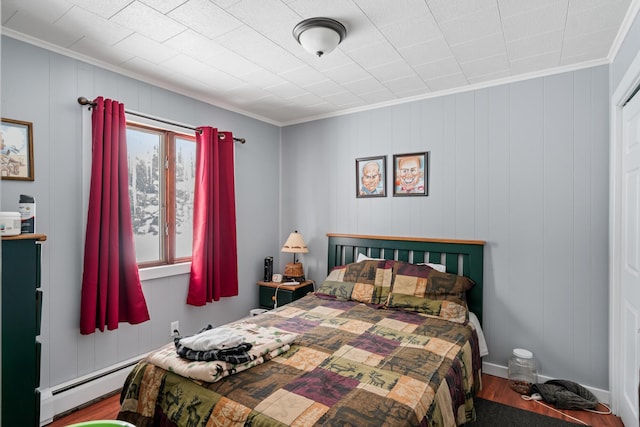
[449,32,506,64]
[568,0,630,13]
[115,33,178,64]
[358,87,397,104]
[501,3,568,42]
[345,41,404,69]
[384,74,429,95]
[279,66,331,88]
[68,0,132,19]
[459,54,510,79]
[163,29,227,61]
[196,68,247,91]
[57,6,133,46]
[467,69,511,84]
[378,16,443,50]
[368,60,416,83]
[4,10,81,47]
[414,56,463,81]
[3,0,72,23]
[201,48,264,78]
[399,37,454,67]
[437,7,502,46]
[353,0,430,25]
[424,72,468,91]
[343,77,386,95]
[510,52,562,74]
[70,37,136,65]
[264,82,308,99]
[225,84,272,103]
[139,0,187,14]
[427,0,496,23]
[305,79,349,97]
[168,0,242,39]
[497,0,565,18]
[321,62,371,84]
[322,91,364,108]
[562,29,617,59]
[111,1,186,42]
[565,1,630,37]
[120,56,182,83]
[238,69,288,88]
[506,30,563,61]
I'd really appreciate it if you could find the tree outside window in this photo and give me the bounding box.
[126,124,196,266]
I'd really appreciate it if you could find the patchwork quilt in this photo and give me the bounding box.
[119,294,482,427]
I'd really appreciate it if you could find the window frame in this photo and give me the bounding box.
[126,121,196,269]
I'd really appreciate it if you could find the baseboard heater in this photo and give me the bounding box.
[40,353,149,426]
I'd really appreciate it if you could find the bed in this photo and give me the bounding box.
[118,233,485,427]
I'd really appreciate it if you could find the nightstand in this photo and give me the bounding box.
[257,280,314,309]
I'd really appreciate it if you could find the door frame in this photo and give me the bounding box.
[610,46,640,423]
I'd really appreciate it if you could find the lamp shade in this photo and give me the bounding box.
[281,231,309,254]
[293,17,347,57]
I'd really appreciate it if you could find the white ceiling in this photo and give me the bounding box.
[1,0,637,126]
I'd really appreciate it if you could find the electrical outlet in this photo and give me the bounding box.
[170,321,179,337]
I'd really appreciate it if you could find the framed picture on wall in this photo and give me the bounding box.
[1,118,34,181]
[356,155,386,198]
[393,151,428,196]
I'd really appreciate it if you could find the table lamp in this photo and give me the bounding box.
[281,230,309,282]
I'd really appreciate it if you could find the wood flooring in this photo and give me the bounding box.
[46,373,625,427]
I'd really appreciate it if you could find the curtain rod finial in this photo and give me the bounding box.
[77,96,96,107]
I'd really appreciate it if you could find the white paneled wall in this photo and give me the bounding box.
[281,65,610,390]
[0,36,282,398]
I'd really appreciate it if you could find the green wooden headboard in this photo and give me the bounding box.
[327,233,485,324]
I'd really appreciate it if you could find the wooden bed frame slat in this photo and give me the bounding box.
[327,233,485,324]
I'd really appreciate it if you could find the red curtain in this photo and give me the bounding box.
[80,96,150,335]
[187,127,238,305]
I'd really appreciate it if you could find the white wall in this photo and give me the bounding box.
[281,66,611,390]
[0,36,282,392]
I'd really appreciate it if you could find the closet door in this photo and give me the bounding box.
[619,88,640,427]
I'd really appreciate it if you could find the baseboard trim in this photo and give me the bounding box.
[39,354,148,426]
[482,361,611,405]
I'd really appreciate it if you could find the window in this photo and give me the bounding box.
[126,123,196,267]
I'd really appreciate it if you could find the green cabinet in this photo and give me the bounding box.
[2,234,46,427]
[257,281,314,309]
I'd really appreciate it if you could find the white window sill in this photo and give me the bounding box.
[139,262,191,281]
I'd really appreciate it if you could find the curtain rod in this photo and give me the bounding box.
[77,97,246,144]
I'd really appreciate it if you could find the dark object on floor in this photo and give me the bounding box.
[531,379,599,410]
[468,398,580,426]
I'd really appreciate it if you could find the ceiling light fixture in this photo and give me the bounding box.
[293,17,347,57]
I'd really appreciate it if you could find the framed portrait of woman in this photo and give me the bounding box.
[356,155,386,198]
[393,152,428,196]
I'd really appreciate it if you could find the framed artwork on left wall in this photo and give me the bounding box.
[1,118,34,181]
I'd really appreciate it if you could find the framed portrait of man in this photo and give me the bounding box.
[356,155,386,198]
[393,152,428,196]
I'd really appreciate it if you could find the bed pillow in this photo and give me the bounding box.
[356,253,384,262]
[385,292,469,323]
[315,280,356,301]
[385,261,474,322]
[390,261,475,296]
[415,262,446,272]
[357,253,446,273]
[320,259,394,304]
